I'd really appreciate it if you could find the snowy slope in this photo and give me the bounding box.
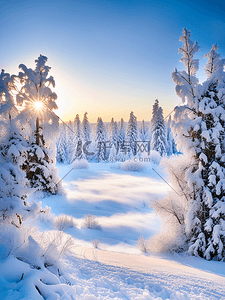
[61,248,225,299]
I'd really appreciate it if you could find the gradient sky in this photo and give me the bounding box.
[1,0,225,122]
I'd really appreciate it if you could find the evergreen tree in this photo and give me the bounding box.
[109,118,118,148]
[66,120,76,164]
[203,44,225,78]
[172,28,200,105]
[108,118,114,141]
[118,118,126,143]
[171,28,225,260]
[126,111,138,156]
[15,55,60,194]
[0,69,44,226]
[82,112,91,143]
[74,114,81,141]
[56,123,67,163]
[108,144,117,163]
[95,117,107,162]
[139,119,149,142]
[151,99,167,156]
[69,114,85,161]
[166,115,177,155]
[117,118,126,155]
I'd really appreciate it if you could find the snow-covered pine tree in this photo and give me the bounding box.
[203,43,225,78]
[56,123,67,163]
[171,29,225,260]
[82,112,91,143]
[108,118,114,142]
[126,111,138,157]
[95,117,107,162]
[71,114,85,161]
[166,115,177,155]
[118,118,126,143]
[166,116,173,156]
[15,55,60,194]
[139,119,149,142]
[0,69,45,227]
[151,99,167,156]
[117,118,126,156]
[172,28,200,106]
[81,112,92,161]
[0,70,15,147]
[148,30,201,253]
[109,119,118,148]
[66,120,75,164]
[108,144,118,163]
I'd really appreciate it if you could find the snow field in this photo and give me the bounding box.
[39,162,167,252]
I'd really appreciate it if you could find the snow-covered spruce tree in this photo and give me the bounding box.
[109,117,114,141]
[149,28,200,254]
[108,143,118,162]
[117,118,126,157]
[0,69,47,228]
[126,111,138,156]
[118,118,126,143]
[0,66,73,299]
[171,29,225,260]
[0,70,27,226]
[15,55,60,194]
[70,114,85,161]
[82,111,91,143]
[109,119,119,148]
[151,99,167,156]
[139,119,148,142]
[66,120,75,163]
[95,117,107,162]
[166,115,177,155]
[81,112,92,160]
[56,123,67,163]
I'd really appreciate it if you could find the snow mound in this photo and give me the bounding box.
[71,159,89,169]
[149,150,161,165]
[120,160,146,172]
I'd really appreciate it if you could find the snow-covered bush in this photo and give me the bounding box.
[136,235,148,253]
[71,158,89,169]
[120,160,146,172]
[149,150,161,164]
[148,226,187,254]
[82,214,101,230]
[54,214,77,231]
[37,231,75,267]
[92,239,100,248]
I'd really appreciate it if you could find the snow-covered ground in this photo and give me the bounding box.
[39,162,168,253]
[1,162,225,299]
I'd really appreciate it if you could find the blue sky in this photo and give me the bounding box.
[1,0,225,122]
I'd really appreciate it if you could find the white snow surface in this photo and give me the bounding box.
[1,162,225,299]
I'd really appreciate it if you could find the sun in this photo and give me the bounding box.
[34,101,44,111]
